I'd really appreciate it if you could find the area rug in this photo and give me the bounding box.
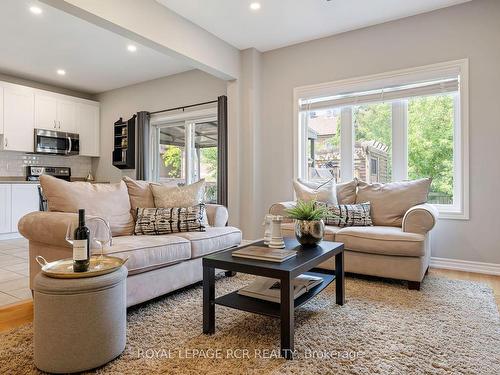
[1,274,499,374]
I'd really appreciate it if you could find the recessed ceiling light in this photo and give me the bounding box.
[56,69,66,76]
[249,2,261,11]
[127,45,137,52]
[29,6,42,15]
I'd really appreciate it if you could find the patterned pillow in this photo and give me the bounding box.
[318,202,373,227]
[134,205,206,235]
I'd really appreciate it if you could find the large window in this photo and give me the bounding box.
[150,109,220,204]
[295,60,469,219]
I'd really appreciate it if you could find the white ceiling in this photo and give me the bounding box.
[0,0,193,94]
[159,0,472,51]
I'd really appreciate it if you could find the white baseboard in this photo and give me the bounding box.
[0,232,22,241]
[430,257,500,276]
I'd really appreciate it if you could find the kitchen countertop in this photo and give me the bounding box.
[0,178,39,184]
[0,177,110,184]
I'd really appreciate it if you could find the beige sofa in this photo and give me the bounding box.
[20,202,241,307]
[270,179,438,290]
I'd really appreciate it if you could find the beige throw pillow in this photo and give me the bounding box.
[40,175,135,236]
[297,178,357,204]
[356,178,431,227]
[336,178,358,204]
[294,179,337,204]
[122,176,159,219]
[151,179,206,208]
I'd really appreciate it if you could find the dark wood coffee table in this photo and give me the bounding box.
[202,238,344,359]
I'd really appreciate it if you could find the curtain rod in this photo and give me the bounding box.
[149,100,218,116]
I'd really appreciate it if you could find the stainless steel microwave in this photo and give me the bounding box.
[34,129,80,156]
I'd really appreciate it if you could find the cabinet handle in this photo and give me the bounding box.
[4,137,7,148]
[59,120,62,129]
[53,120,57,129]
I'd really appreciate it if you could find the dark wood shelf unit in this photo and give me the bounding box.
[112,115,135,170]
[214,271,335,318]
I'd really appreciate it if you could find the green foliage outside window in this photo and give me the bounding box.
[200,147,218,182]
[161,146,182,178]
[354,102,393,180]
[335,96,454,201]
[408,95,454,200]
[354,103,392,148]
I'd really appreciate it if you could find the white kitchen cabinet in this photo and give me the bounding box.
[34,94,58,131]
[2,84,34,152]
[1,80,100,154]
[57,99,77,133]
[11,184,40,233]
[0,185,12,234]
[77,102,100,156]
[35,93,77,133]
[0,86,4,134]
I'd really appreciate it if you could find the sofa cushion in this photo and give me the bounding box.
[151,179,206,208]
[122,177,158,219]
[105,235,191,275]
[297,178,358,204]
[319,202,373,227]
[356,178,431,227]
[174,227,242,258]
[293,179,337,204]
[281,222,343,241]
[134,206,206,235]
[40,175,135,236]
[335,226,425,257]
[336,178,358,204]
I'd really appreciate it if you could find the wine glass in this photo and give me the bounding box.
[65,221,76,247]
[87,217,112,268]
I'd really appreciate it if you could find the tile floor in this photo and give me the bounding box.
[0,238,31,307]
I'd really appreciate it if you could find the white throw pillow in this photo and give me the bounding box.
[151,179,206,208]
[293,179,338,204]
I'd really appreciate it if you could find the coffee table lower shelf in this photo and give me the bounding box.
[214,271,335,319]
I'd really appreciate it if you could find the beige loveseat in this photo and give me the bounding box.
[270,178,438,290]
[19,177,241,307]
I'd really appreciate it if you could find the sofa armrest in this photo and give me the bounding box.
[18,211,106,248]
[18,211,78,248]
[402,203,439,235]
[269,201,296,223]
[205,204,228,227]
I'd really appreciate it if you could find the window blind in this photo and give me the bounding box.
[299,78,459,112]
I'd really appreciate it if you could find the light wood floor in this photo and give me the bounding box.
[0,268,498,333]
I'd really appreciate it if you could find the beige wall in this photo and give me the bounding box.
[254,0,500,264]
[95,69,226,183]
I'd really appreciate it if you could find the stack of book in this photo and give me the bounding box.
[238,274,323,303]
[232,246,296,263]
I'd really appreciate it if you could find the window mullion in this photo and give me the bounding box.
[452,94,461,211]
[185,121,194,184]
[340,107,354,182]
[391,100,408,181]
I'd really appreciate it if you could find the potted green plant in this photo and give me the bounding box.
[285,200,329,247]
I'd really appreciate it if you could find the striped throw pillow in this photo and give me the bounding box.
[318,202,373,227]
[134,205,206,235]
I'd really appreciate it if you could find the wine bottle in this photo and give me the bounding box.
[73,209,90,272]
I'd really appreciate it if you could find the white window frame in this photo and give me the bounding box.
[293,59,469,220]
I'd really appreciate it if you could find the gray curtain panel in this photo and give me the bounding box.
[136,111,150,181]
[217,96,228,207]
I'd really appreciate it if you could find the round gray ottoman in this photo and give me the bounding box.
[33,266,128,374]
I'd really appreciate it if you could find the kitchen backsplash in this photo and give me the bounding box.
[0,151,92,178]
